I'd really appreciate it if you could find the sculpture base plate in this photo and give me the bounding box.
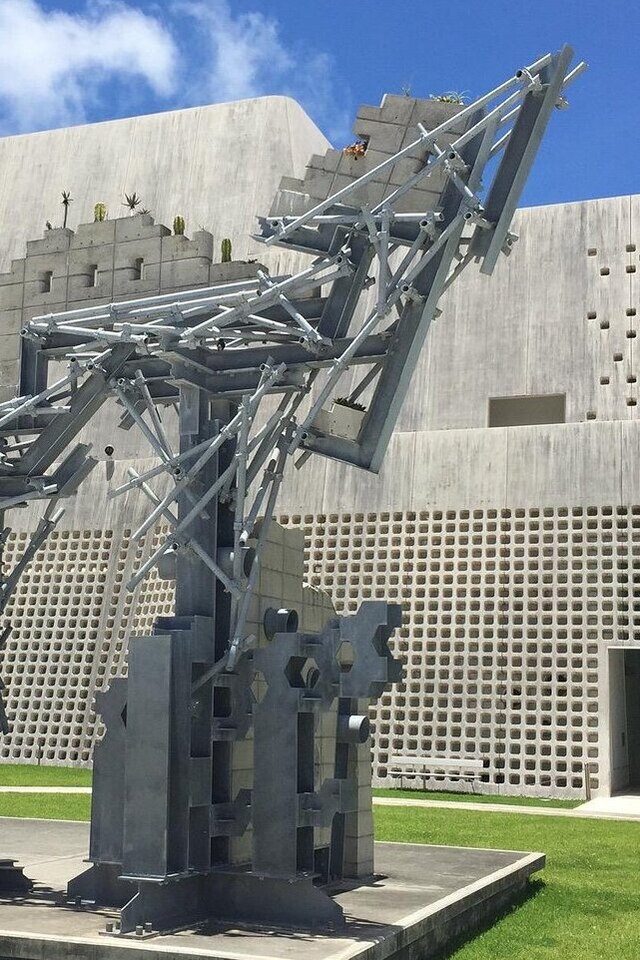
[0,818,544,960]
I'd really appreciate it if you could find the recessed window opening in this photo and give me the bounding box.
[488,394,566,428]
[133,257,144,281]
[42,270,53,293]
[89,264,98,287]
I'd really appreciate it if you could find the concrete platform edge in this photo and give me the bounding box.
[0,850,544,960]
[341,850,545,960]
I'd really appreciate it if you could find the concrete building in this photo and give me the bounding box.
[0,94,638,800]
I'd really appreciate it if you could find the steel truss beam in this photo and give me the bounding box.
[0,44,585,667]
[0,48,584,933]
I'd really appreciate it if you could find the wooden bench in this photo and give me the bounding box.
[388,755,486,790]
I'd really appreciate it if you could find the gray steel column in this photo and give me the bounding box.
[175,386,221,620]
[122,635,172,878]
[174,388,236,871]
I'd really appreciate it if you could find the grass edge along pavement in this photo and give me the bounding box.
[373,787,581,809]
[374,803,640,960]
[0,766,582,808]
[0,793,91,821]
[0,764,92,787]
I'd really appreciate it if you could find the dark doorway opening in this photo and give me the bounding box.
[624,650,640,787]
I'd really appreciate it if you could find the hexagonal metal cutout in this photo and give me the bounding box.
[285,656,320,689]
[251,669,267,705]
[336,639,355,672]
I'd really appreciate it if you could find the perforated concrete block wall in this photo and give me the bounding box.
[279,504,640,799]
[0,523,170,764]
[0,521,335,769]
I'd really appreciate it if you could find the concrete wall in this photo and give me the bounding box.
[0,96,329,272]
[279,419,635,517]
[399,193,640,432]
[274,185,640,799]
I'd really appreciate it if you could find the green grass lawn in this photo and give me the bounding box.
[0,764,92,787]
[375,804,640,960]
[373,787,582,809]
[0,787,637,959]
[0,793,90,821]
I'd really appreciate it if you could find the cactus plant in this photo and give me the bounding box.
[94,202,108,222]
[173,215,185,236]
[221,238,232,263]
[61,191,73,228]
[430,91,468,104]
[123,192,142,214]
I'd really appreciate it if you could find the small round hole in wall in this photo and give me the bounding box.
[104,445,114,457]
[600,377,610,385]
[600,267,610,276]
[600,320,609,329]
[627,398,637,407]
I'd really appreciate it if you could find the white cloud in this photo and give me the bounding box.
[287,50,352,145]
[177,0,352,143]
[0,0,352,144]
[0,0,177,133]
[177,1,293,104]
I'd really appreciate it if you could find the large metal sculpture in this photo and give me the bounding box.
[0,47,584,935]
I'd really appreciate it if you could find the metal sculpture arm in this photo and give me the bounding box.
[0,47,585,656]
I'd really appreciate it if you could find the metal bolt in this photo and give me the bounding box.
[144,922,153,933]
[135,924,144,937]
[105,920,114,933]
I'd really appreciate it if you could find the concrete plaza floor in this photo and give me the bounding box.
[0,818,543,960]
[578,788,640,819]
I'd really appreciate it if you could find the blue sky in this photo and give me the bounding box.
[0,0,636,206]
